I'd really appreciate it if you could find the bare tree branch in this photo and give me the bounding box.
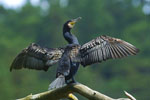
[17,83,136,100]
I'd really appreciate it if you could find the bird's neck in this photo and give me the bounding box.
[63,27,79,44]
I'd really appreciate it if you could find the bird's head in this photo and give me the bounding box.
[63,17,82,29]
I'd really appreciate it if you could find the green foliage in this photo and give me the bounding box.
[0,0,150,99]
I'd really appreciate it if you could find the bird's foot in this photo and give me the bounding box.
[65,78,78,84]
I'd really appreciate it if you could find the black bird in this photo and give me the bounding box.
[10,17,139,89]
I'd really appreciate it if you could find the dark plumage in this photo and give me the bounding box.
[10,43,64,71]
[10,17,139,90]
[75,35,139,66]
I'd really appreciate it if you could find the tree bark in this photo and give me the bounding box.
[17,83,136,100]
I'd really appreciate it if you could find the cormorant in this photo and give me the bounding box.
[10,17,139,89]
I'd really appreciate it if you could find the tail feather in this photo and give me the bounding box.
[48,75,66,90]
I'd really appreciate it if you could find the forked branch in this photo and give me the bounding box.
[18,83,136,100]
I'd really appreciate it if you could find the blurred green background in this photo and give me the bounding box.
[0,0,150,100]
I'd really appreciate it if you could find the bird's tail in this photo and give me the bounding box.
[48,75,66,90]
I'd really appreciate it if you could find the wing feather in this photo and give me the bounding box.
[10,43,64,71]
[75,35,139,66]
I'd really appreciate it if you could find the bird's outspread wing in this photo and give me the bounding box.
[10,43,64,71]
[72,35,139,66]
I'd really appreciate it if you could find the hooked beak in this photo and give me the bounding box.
[67,17,82,28]
[72,17,82,22]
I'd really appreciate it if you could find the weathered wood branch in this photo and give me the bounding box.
[17,83,136,100]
